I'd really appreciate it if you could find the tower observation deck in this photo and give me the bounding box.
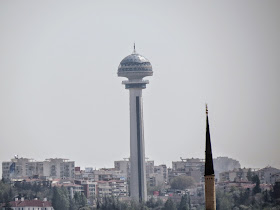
[117,46,153,202]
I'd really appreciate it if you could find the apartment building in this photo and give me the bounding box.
[2,157,75,180]
[213,156,241,181]
[149,164,169,187]
[171,158,204,183]
[219,168,250,182]
[97,180,128,198]
[255,166,280,184]
[74,180,98,198]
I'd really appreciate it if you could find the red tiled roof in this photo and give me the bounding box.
[9,200,52,207]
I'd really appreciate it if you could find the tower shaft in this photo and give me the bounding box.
[129,88,147,202]
[205,175,216,210]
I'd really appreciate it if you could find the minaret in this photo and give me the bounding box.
[117,45,153,202]
[204,105,216,210]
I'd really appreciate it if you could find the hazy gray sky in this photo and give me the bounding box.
[0,1,279,175]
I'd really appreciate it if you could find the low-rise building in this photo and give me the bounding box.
[217,181,255,192]
[1,198,53,210]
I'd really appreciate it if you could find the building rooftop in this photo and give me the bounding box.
[9,200,52,207]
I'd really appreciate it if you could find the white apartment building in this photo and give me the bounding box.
[44,158,75,179]
[2,157,75,180]
[114,160,130,180]
[97,180,128,198]
[219,168,250,182]
[171,158,204,183]
[213,156,241,180]
[255,166,280,184]
[2,158,43,180]
[149,164,169,187]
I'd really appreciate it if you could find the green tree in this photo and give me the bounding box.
[163,198,177,210]
[99,196,118,210]
[272,181,280,199]
[145,197,163,209]
[155,198,164,208]
[146,197,157,208]
[74,192,87,208]
[216,189,233,210]
[0,180,14,203]
[69,198,78,210]
[52,186,70,210]
[246,168,253,181]
[252,175,261,195]
[179,194,189,210]
[79,207,91,210]
[170,175,195,190]
[4,201,13,210]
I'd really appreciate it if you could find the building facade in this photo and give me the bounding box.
[2,157,75,180]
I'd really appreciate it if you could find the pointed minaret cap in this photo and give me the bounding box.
[205,104,215,176]
[133,42,136,54]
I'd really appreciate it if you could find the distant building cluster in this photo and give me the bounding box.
[2,156,280,204]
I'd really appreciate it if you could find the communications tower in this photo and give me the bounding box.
[117,45,153,202]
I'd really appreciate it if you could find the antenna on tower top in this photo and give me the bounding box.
[206,103,208,115]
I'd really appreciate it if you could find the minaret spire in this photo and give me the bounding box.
[204,104,216,210]
[133,42,136,53]
[205,104,214,175]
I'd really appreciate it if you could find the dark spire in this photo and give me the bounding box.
[205,104,215,176]
[133,42,136,53]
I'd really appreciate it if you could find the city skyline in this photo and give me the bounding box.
[0,1,280,177]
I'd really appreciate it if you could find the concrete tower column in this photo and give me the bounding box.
[129,88,147,202]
